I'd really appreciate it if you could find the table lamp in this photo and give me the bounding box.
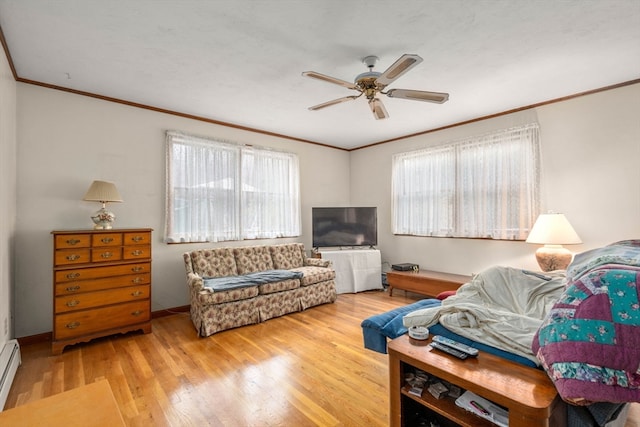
[82,180,123,229]
[526,212,582,271]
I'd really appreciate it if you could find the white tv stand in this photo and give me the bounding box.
[318,248,382,294]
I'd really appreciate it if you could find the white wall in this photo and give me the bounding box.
[0,46,17,347]
[350,83,640,276]
[13,81,640,338]
[14,84,350,337]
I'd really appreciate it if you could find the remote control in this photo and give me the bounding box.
[432,335,479,357]
[430,341,468,359]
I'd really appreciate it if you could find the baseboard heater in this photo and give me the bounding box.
[0,340,21,411]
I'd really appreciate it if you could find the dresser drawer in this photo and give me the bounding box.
[92,233,123,247]
[55,273,151,296]
[55,300,151,340]
[55,234,91,249]
[123,245,151,260]
[55,285,150,313]
[91,247,123,263]
[55,249,91,266]
[55,262,151,284]
[124,231,151,245]
[52,228,153,354]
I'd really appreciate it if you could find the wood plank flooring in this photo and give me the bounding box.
[5,290,640,426]
[5,291,420,426]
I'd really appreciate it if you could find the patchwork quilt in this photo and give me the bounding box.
[532,240,640,405]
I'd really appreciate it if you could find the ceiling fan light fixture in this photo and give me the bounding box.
[302,53,447,119]
[369,98,388,120]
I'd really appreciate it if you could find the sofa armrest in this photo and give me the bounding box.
[304,257,332,268]
[187,272,204,292]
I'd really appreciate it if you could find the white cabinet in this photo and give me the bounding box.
[319,249,382,294]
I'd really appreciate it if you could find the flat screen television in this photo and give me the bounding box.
[312,207,377,248]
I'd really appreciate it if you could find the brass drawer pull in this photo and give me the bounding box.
[131,291,144,297]
[66,273,80,279]
[131,266,144,272]
[66,254,81,261]
[131,310,143,316]
[101,252,113,258]
[101,237,114,243]
[66,300,80,307]
[131,236,144,242]
[66,239,81,245]
[132,277,143,284]
[66,321,80,329]
[131,250,143,256]
[65,285,81,292]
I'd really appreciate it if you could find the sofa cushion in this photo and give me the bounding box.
[189,248,238,278]
[291,265,336,286]
[234,246,275,274]
[258,278,300,295]
[257,290,302,321]
[270,243,305,269]
[196,285,260,305]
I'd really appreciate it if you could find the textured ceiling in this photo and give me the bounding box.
[1,0,639,150]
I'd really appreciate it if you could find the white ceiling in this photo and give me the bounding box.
[1,1,639,150]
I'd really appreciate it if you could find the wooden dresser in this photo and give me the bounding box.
[51,228,153,355]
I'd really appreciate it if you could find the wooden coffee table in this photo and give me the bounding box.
[388,334,566,426]
[386,269,472,297]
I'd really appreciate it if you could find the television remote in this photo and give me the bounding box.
[430,341,468,359]
[432,335,479,357]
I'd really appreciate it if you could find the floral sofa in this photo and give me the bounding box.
[183,243,337,337]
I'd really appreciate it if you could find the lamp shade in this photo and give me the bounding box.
[526,213,581,245]
[82,180,123,203]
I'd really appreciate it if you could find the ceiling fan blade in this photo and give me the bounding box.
[386,88,449,104]
[375,54,423,88]
[302,71,359,90]
[308,95,360,111]
[369,98,389,120]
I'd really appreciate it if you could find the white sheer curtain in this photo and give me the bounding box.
[164,131,300,243]
[392,145,456,236]
[392,123,540,240]
[241,147,300,239]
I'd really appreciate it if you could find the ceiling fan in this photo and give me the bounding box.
[302,54,449,120]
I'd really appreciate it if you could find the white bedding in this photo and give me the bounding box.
[403,266,566,364]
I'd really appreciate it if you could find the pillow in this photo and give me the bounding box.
[436,290,457,300]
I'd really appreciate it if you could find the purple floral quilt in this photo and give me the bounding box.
[532,240,640,405]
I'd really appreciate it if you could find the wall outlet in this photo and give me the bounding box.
[3,317,7,335]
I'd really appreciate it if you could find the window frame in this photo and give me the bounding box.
[164,131,301,243]
[391,124,541,240]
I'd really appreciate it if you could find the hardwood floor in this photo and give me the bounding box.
[5,290,639,426]
[5,291,419,426]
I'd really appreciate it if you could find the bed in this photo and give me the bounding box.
[363,240,640,426]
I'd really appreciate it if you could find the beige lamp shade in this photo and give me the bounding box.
[83,180,123,203]
[83,180,123,229]
[526,213,581,271]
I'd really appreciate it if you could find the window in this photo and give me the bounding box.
[165,131,300,243]
[392,123,540,240]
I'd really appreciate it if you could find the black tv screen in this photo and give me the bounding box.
[312,207,377,248]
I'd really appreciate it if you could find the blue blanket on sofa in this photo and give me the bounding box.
[203,270,303,292]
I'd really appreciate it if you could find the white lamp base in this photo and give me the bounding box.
[535,245,573,272]
[91,207,116,230]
